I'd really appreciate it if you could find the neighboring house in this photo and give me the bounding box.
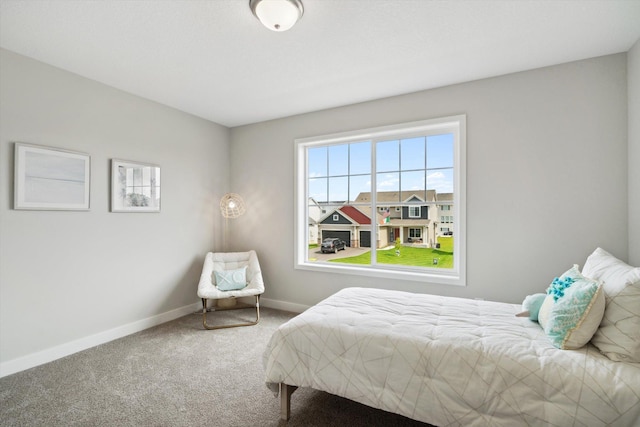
[308,217,318,244]
[437,192,454,237]
[317,205,389,248]
[317,190,453,249]
[307,197,326,244]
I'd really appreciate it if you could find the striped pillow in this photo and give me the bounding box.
[583,248,640,362]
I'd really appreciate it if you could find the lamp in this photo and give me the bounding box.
[250,0,304,32]
[220,193,245,252]
[220,193,246,219]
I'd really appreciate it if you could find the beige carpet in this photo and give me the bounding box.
[0,307,432,426]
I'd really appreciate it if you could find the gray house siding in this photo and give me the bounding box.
[401,206,428,220]
[320,212,352,225]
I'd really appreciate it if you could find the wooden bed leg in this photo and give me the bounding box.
[280,383,298,421]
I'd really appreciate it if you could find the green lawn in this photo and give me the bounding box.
[331,237,454,268]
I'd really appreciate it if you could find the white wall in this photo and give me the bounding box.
[629,39,640,267]
[0,49,229,375]
[230,54,629,307]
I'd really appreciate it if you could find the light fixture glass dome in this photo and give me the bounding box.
[250,0,304,32]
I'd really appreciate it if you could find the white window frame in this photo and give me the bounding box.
[294,115,466,286]
[408,206,421,218]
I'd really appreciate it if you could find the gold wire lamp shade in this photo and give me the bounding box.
[220,193,246,219]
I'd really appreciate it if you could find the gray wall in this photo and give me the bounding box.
[1,48,634,375]
[0,49,229,372]
[230,54,629,308]
[629,39,640,266]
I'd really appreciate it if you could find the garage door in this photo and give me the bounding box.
[359,231,371,248]
[322,230,350,246]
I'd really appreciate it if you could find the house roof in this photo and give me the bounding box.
[436,193,453,202]
[354,190,437,204]
[381,219,431,227]
[339,205,371,225]
[320,203,432,226]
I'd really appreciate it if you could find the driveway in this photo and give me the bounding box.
[308,246,370,262]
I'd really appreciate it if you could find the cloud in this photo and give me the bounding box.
[427,171,453,192]
[377,174,399,189]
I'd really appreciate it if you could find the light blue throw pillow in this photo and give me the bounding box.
[539,265,605,349]
[214,266,247,291]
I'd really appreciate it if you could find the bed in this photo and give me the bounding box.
[263,287,640,426]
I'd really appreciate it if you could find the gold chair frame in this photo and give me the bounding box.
[200,295,261,330]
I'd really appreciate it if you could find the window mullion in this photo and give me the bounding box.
[370,140,377,265]
[325,148,330,203]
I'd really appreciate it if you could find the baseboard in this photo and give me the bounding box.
[0,302,201,378]
[260,297,309,314]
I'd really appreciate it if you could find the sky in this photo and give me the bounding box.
[308,133,454,203]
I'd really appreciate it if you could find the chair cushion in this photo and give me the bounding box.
[215,267,248,291]
[197,250,265,299]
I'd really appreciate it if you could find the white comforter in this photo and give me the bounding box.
[263,287,640,426]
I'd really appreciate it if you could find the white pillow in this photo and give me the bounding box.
[582,248,640,362]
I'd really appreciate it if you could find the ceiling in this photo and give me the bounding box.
[1,0,639,128]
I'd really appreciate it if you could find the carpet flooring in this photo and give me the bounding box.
[0,307,432,427]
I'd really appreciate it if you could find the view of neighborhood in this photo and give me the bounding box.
[309,190,454,247]
[307,189,454,269]
[304,131,457,270]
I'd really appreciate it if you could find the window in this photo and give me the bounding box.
[295,115,466,286]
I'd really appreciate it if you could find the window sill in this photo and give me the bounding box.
[295,261,466,287]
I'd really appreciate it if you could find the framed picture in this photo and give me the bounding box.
[111,159,161,212]
[14,143,91,210]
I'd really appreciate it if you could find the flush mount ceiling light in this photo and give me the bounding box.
[250,0,304,32]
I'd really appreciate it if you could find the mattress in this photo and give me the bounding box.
[263,287,640,426]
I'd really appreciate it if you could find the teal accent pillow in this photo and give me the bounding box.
[538,265,605,349]
[515,293,546,321]
[214,266,247,291]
